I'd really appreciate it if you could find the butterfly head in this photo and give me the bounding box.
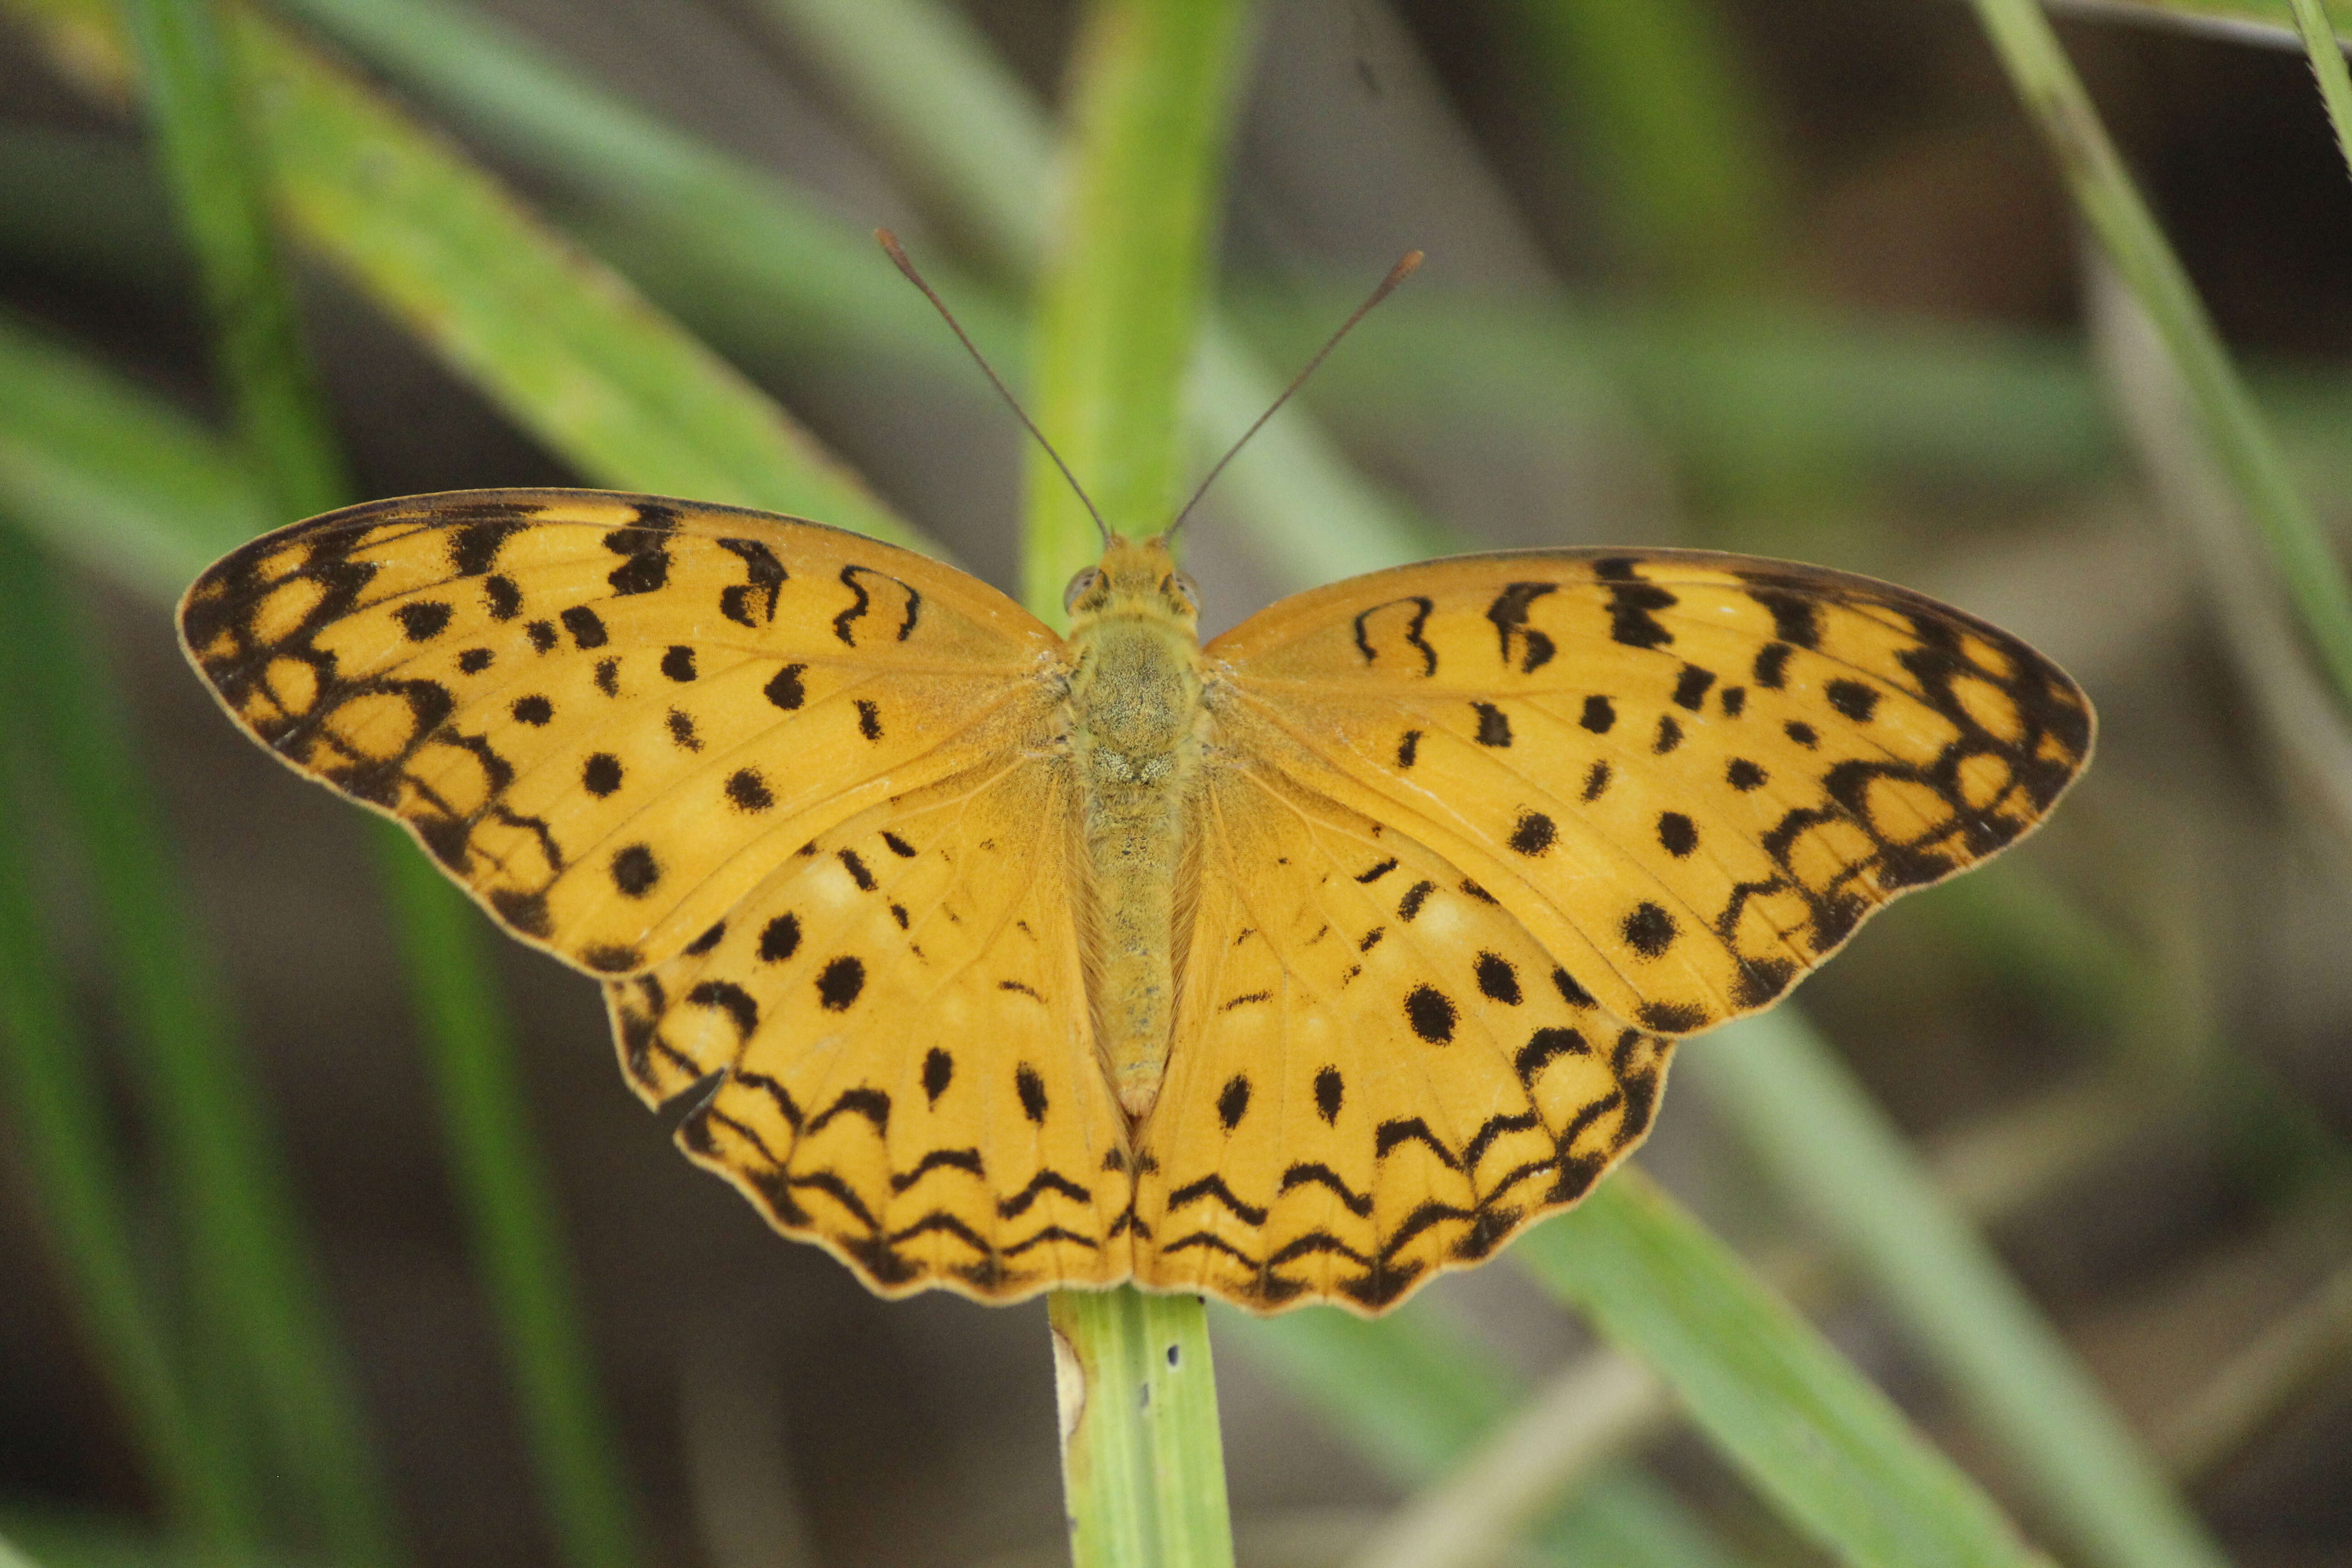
[1063,534,1200,632]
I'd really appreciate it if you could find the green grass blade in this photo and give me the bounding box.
[120,0,348,519]
[1500,0,1788,292]
[1024,1,1252,1562]
[1688,1011,2230,1568]
[1019,0,1255,591]
[750,0,1440,582]
[108,4,651,1563]
[1517,1170,2046,1568]
[113,4,403,1555]
[2288,0,2352,178]
[2050,0,2352,45]
[6,508,402,1564]
[0,522,258,1562]
[1971,0,2352,709]
[1215,1304,1757,1565]
[5,0,922,546]
[0,308,265,598]
[372,841,643,1568]
[266,0,1011,399]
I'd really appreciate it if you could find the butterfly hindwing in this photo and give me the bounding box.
[1204,548,2093,1038]
[605,744,1132,1303]
[1133,753,1667,1313]
[179,490,1065,977]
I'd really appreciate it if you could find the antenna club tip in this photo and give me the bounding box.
[1400,249,1425,273]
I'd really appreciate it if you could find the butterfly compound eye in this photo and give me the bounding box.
[1063,566,1104,614]
[1169,572,1201,616]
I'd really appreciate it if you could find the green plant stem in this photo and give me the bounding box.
[372,842,642,1568]
[1686,1011,2230,1568]
[1024,1,1251,1563]
[119,0,347,518]
[2288,0,2352,178]
[1048,1290,1233,1568]
[1024,0,1257,596]
[0,524,259,1563]
[1971,0,2352,709]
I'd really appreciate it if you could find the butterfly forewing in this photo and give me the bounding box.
[1204,549,2093,1040]
[179,491,1066,976]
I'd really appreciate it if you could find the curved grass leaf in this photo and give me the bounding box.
[1518,1170,2048,1568]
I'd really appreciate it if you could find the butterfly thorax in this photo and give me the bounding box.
[1063,535,1209,1121]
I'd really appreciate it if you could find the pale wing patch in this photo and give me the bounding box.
[606,752,1132,1303]
[1132,756,1666,1316]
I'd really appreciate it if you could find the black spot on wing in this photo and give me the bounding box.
[602,527,670,595]
[1754,642,1792,688]
[394,601,452,642]
[726,768,774,812]
[661,645,696,682]
[1826,679,1880,721]
[686,980,758,1040]
[559,605,608,649]
[764,665,806,710]
[611,843,660,897]
[816,955,864,1010]
[1509,812,1555,855]
[1658,812,1698,857]
[1622,902,1676,958]
[1314,1066,1344,1124]
[1217,1075,1251,1131]
[1404,985,1457,1044]
[1475,952,1521,1004]
[1016,1063,1048,1123]
[758,913,801,963]
[483,574,523,620]
[457,647,493,674]
[582,753,623,797]
[1580,695,1615,733]
[923,1048,953,1104]
[1672,665,1716,710]
[1473,703,1512,747]
[1581,761,1612,801]
[1553,967,1597,1008]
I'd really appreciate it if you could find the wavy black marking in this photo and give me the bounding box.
[1352,595,1438,676]
[1486,582,1559,672]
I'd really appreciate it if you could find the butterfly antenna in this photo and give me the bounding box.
[877,229,1110,546]
[1164,250,1423,543]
